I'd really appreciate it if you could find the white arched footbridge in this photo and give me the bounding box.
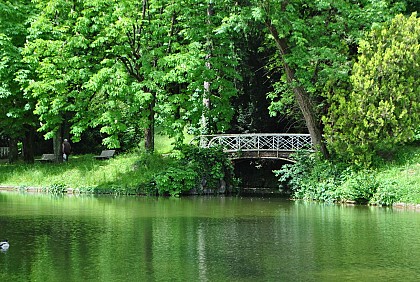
[194,133,313,161]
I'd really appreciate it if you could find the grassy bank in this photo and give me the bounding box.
[0,151,174,194]
[1,138,418,204]
[277,144,420,205]
[0,134,236,196]
[0,133,182,194]
[374,145,420,204]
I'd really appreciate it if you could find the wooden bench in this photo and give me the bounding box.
[35,154,56,163]
[93,150,115,160]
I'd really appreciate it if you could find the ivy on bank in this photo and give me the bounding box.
[149,145,237,197]
[275,146,419,206]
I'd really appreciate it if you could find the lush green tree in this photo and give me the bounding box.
[11,0,414,160]
[20,0,112,158]
[0,0,38,162]
[238,0,405,158]
[21,0,240,152]
[324,13,420,165]
[82,0,240,149]
[21,0,152,151]
[154,0,240,138]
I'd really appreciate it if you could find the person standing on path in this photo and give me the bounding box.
[62,139,71,162]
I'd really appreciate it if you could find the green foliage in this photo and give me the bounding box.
[325,13,420,165]
[275,151,317,192]
[20,0,134,147]
[276,155,376,203]
[18,0,241,151]
[4,0,412,158]
[275,144,420,205]
[48,183,67,194]
[275,151,347,202]
[0,0,38,140]
[415,128,420,141]
[149,145,236,197]
[153,166,199,197]
[180,145,237,190]
[251,0,401,135]
[2,144,231,197]
[371,180,400,206]
[339,171,379,203]
[0,153,166,194]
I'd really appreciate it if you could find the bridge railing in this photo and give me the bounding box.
[196,133,313,153]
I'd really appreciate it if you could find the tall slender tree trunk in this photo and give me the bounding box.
[53,126,63,163]
[140,0,154,152]
[62,112,71,141]
[202,70,211,134]
[144,96,155,152]
[23,125,35,163]
[265,20,329,158]
[201,1,214,134]
[8,138,18,163]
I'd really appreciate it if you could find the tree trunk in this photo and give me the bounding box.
[8,138,18,163]
[201,1,214,134]
[62,112,71,142]
[53,127,63,163]
[144,97,155,152]
[202,79,211,134]
[265,20,329,158]
[22,126,35,164]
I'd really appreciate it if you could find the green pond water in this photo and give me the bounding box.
[1,192,420,281]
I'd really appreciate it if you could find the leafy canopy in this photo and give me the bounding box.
[324,13,420,165]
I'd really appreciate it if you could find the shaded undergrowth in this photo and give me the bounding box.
[275,144,420,205]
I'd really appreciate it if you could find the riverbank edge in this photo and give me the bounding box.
[2,185,420,211]
[275,144,420,206]
[0,184,229,197]
[0,185,94,195]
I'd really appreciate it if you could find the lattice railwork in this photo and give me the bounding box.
[197,134,313,154]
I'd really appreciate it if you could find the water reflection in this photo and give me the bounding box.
[1,192,420,281]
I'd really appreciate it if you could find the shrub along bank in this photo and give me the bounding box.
[1,143,419,204]
[275,144,420,205]
[0,145,237,197]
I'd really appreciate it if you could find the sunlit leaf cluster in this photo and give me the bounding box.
[325,13,419,165]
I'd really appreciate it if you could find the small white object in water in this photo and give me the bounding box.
[0,240,9,251]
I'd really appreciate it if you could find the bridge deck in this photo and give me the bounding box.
[195,133,313,159]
